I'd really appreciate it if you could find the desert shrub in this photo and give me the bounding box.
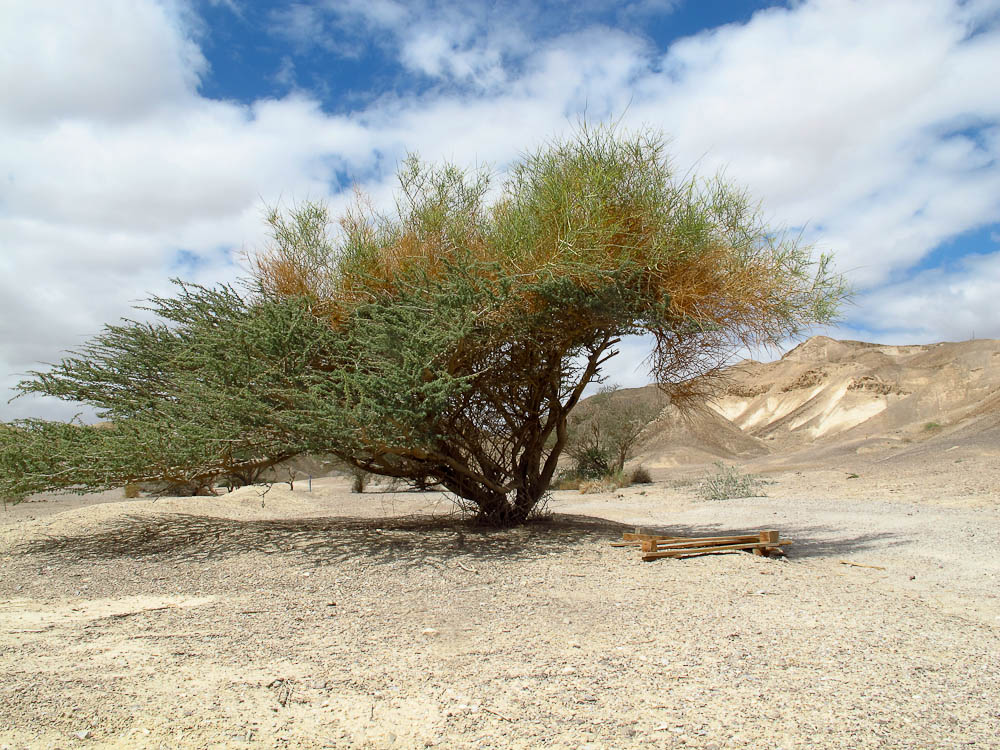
[123,483,141,498]
[350,468,368,493]
[697,462,765,501]
[924,421,942,431]
[579,470,629,494]
[552,474,583,491]
[574,446,612,480]
[629,465,653,484]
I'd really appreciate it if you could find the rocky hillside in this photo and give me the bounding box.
[627,336,1000,468]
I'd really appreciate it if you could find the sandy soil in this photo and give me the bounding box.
[1,464,998,749]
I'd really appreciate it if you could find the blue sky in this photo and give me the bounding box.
[1,0,999,420]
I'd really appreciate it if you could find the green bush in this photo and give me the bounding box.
[574,446,611,480]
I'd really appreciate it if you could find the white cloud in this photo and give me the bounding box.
[847,251,1000,343]
[0,0,206,127]
[625,0,1000,284]
[2,0,1000,420]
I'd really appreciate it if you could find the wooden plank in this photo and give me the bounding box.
[641,541,791,561]
[615,532,760,544]
[643,540,791,559]
[646,537,769,551]
[756,530,779,557]
[614,537,760,548]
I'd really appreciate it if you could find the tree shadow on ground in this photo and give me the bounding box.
[17,512,904,566]
[17,513,633,566]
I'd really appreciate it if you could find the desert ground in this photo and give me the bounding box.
[2,446,998,750]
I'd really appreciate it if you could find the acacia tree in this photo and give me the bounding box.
[0,127,845,524]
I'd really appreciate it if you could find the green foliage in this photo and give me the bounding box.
[0,280,473,501]
[2,125,845,525]
[573,445,613,480]
[697,462,765,501]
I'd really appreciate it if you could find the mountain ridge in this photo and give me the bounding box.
[619,336,1000,469]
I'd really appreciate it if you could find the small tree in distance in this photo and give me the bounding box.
[567,385,665,478]
[1,126,846,525]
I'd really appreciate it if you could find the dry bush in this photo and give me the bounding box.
[552,475,583,491]
[697,462,764,501]
[350,468,368,493]
[629,465,653,484]
[579,470,629,494]
[123,483,141,498]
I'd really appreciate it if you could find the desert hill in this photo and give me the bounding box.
[622,336,1000,470]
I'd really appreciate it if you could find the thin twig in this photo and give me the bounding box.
[839,560,886,570]
[482,707,514,721]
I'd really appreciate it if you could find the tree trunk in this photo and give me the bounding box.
[472,491,536,526]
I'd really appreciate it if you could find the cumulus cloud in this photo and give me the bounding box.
[848,251,1000,343]
[627,0,1000,286]
[2,0,999,420]
[0,0,206,127]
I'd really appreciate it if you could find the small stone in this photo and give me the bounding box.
[560,666,576,675]
[75,730,91,740]
[421,628,439,636]
[568,641,581,648]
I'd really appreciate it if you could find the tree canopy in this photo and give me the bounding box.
[0,126,846,524]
